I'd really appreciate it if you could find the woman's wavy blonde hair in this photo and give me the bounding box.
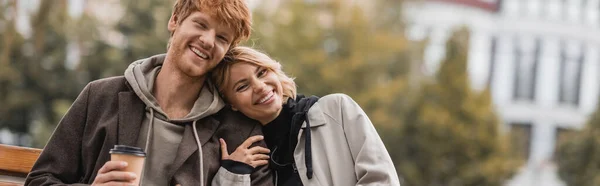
[211,46,297,102]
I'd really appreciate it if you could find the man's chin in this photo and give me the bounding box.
[184,65,210,78]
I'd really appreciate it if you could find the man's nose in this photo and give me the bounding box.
[199,30,215,50]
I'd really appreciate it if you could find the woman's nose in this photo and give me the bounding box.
[253,81,268,93]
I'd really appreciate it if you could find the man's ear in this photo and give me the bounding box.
[168,13,179,33]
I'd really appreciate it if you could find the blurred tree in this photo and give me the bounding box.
[116,0,172,64]
[78,0,172,83]
[388,30,519,186]
[0,0,29,135]
[556,100,600,186]
[0,0,81,147]
[249,0,417,128]
[0,0,176,147]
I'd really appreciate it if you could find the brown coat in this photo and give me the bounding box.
[25,76,273,186]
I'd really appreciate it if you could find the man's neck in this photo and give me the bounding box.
[153,62,205,119]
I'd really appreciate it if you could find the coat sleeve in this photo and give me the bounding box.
[334,94,401,186]
[25,84,92,186]
[248,123,274,186]
[212,122,274,186]
[210,166,251,186]
[210,158,273,186]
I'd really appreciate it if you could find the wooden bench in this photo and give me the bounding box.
[0,144,42,186]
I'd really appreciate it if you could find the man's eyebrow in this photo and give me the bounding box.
[191,16,208,24]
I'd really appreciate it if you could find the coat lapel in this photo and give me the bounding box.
[117,91,145,146]
[167,117,220,178]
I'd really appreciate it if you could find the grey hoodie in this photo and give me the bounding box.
[124,54,224,186]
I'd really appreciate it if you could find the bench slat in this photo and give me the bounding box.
[0,144,42,175]
[0,180,23,186]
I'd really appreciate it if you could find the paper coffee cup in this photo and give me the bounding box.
[110,145,146,186]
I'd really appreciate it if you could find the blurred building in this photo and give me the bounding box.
[404,0,600,185]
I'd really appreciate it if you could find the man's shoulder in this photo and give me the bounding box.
[214,106,260,130]
[87,76,129,93]
[215,106,258,125]
[213,106,264,145]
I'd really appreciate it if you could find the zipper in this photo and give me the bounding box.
[292,163,298,173]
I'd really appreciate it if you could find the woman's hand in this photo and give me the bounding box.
[220,135,271,168]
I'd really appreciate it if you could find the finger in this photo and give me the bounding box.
[99,161,128,174]
[95,171,136,184]
[251,160,269,167]
[220,138,229,160]
[251,154,270,161]
[247,146,271,155]
[240,135,264,149]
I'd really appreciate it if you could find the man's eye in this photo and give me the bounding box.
[195,22,207,29]
[218,35,229,43]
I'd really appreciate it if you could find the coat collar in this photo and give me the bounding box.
[301,104,327,129]
[166,116,220,178]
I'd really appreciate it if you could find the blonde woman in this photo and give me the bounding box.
[212,46,400,186]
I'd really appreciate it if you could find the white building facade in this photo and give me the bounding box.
[404,0,600,185]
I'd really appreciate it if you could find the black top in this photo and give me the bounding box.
[262,103,303,186]
[262,95,320,186]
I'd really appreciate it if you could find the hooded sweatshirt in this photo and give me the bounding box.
[262,95,319,186]
[124,54,224,186]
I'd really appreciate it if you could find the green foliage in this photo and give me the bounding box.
[387,30,519,186]
[249,0,415,128]
[556,101,600,186]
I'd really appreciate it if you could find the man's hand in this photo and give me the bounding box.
[220,135,270,168]
[92,161,137,186]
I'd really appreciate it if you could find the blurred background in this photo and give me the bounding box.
[0,0,599,185]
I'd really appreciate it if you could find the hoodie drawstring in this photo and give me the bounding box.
[192,120,204,186]
[304,114,313,179]
[143,108,204,185]
[288,95,319,180]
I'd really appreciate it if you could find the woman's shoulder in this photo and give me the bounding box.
[316,93,356,108]
[311,93,361,122]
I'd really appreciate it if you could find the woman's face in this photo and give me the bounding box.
[223,62,284,124]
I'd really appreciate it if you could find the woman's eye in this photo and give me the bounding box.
[236,84,248,92]
[257,69,268,77]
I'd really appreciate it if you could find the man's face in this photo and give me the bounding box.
[167,11,234,78]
